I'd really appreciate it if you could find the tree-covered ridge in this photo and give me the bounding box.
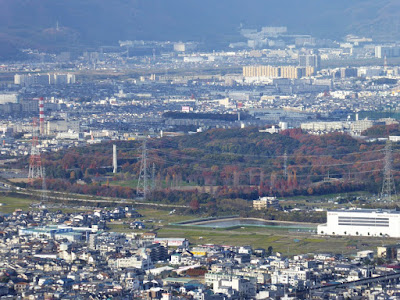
[362,124,400,138]
[31,126,392,202]
[21,126,399,218]
[177,127,299,157]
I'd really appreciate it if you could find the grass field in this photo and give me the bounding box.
[137,208,198,224]
[0,194,98,214]
[109,179,197,190]
[0,196,35,213]
[155,226,392,257]
[106,207,392,257]
[109,179,139,188]
[107,208,199,232]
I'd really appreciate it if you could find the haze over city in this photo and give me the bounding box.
[1,1,400,299]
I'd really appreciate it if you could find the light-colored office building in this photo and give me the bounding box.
[299,54,321,70]
[350,119,374,134]
[46,119,80,135]
[300,121,348,132]
[253,197,280,210]
[375,45,400,58]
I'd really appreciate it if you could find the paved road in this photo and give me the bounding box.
[0,179,186,208]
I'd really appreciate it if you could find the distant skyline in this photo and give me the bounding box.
[0,0,400,58]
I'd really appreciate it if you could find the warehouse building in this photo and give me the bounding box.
[318,209,400,238]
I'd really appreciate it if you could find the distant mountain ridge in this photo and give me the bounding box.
[0,0,399,58]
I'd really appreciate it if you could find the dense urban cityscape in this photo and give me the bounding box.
[2,2,400,299]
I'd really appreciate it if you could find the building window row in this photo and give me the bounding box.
[338,222,389,227]
[338,217,389,221]
[338,220,389,224]
[338,217,389,220]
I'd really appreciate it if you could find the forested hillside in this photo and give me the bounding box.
[21,127,397,209]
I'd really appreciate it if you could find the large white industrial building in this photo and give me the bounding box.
[318,209,400,238]
[0,93,19,104]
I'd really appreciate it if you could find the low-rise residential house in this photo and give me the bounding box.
[213,277,256,298]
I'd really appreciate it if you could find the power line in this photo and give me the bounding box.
[144,137,387,159]
[116,141,389,189]
[149,148,385,169]
[150,155,385,180]
[117,140,386,160]
[111,139,396,186]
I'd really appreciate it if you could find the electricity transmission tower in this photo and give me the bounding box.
[151,163,156,191]
[28,118,47,202]
[137,140,149,199]
[381,140,397,201]
[283,151,288,180]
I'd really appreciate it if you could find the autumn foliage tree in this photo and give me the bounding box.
[21,126,398,203]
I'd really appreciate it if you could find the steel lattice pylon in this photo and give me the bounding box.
[136,139,149,199]
[381,140,397,201]
[283,150,288,180]
[28,118,47,201]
